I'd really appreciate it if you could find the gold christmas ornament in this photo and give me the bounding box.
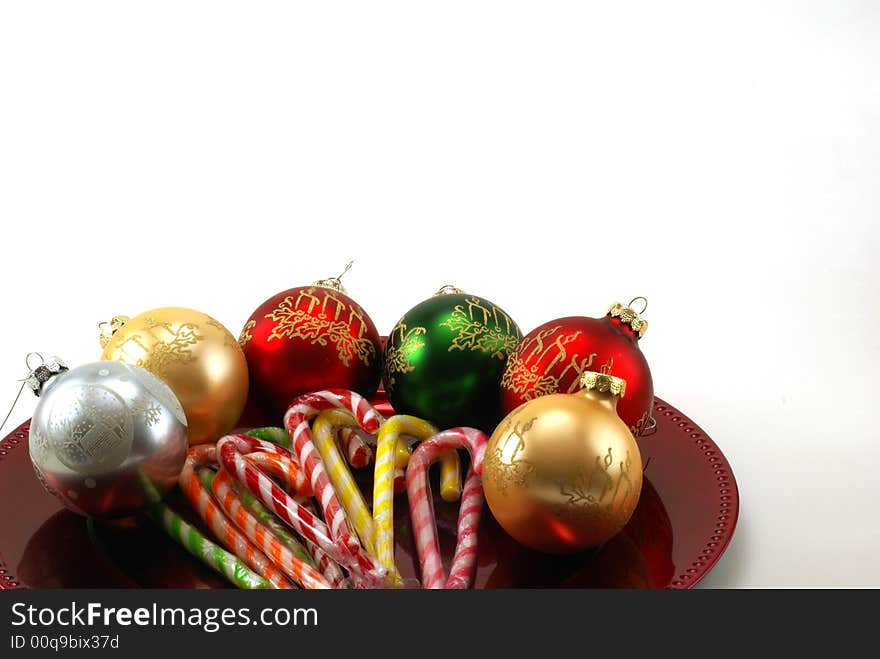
[483,367,642,554]
[99,307,248,445]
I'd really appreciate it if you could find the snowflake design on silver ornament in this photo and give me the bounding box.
[130,395,163,426]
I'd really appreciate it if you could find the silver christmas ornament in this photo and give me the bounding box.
[28,359,188,517]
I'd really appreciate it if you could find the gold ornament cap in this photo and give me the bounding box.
[607,296,649,338]
[579,370,627,399]
[313,261,352,294]
[434,284,465,296]
[98,316,131,349]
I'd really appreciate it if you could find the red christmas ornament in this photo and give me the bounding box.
[238,269,382,417]
[499,298,653,436]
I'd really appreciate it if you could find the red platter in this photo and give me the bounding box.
[0,397,737,589]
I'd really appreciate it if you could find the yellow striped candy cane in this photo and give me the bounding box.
[373,415,459,585]
[311,409,377,556]
[392,433,462,503]
[373,415,435,586]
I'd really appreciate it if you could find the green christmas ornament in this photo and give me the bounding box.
[383,285,522,431]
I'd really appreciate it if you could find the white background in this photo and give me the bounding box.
[1,2,877,587]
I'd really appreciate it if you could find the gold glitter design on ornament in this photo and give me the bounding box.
[98,315,130,349]
[116,320,204,379]
[439,297,519,359]
[558,448,637,513]
[630,410,650,438]
[484,417,538,495]
[264,288,376,368]
[383,322,427,387]
[500,326,598,398]
[205,317,237,349]
[238,320,256,348]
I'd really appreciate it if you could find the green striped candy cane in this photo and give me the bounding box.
[244,427,291,449]
[145,503,271,590]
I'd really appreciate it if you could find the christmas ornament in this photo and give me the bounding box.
[239,267,383,416]
[483,367,643,554]
[383,286,522,430]
[500,297,653,437]
[100,307,248,445]
[27,358,188,517]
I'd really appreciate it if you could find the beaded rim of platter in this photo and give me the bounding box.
[0,420,29,589]
[651,398,739,589]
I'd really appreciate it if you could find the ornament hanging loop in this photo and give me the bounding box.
[628,296,648,314]
[434,284,465,296]
[600,357,614,375]
[0,352,52,435]
[313,261,353,294]
[25,351,45,372]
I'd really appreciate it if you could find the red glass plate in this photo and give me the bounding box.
[0,397,737,589]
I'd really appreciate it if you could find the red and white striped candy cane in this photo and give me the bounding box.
[406,428,488,589]
[217,433,383,585]
[210,468,332,589]
[219,434,311,493]
[242,450,309,497]
[241,452,348,588]
[283,389,383,559]
[216,435,341,561]
[230,462,347,589]
[296,498,348,588]
[179,445,293,590]
[392,467,406,494]
[337,427,373,469]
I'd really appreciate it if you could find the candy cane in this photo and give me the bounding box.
[349,417,460,500]
[395,436,462,502]
[297,499,349,589]
[216,435,337,557]
[337,426,372,469]
[179,445,293,590]
[340,427,432,472]
[372,415,439,584]
[283,389,382,559]
[339,428,407,469]
[339,431,416,494]
[392,467,406,495]
[226,467,316,568]
[240,450,309,497]
[311,409,376,554]
[406,428,488,589]
[146,502,271,589]
[338,423,449,498]
[240,452,348,588]
[244,426,291,450]
[197,471,345,589]
[216,433,384,586]
[210,468,332,590]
